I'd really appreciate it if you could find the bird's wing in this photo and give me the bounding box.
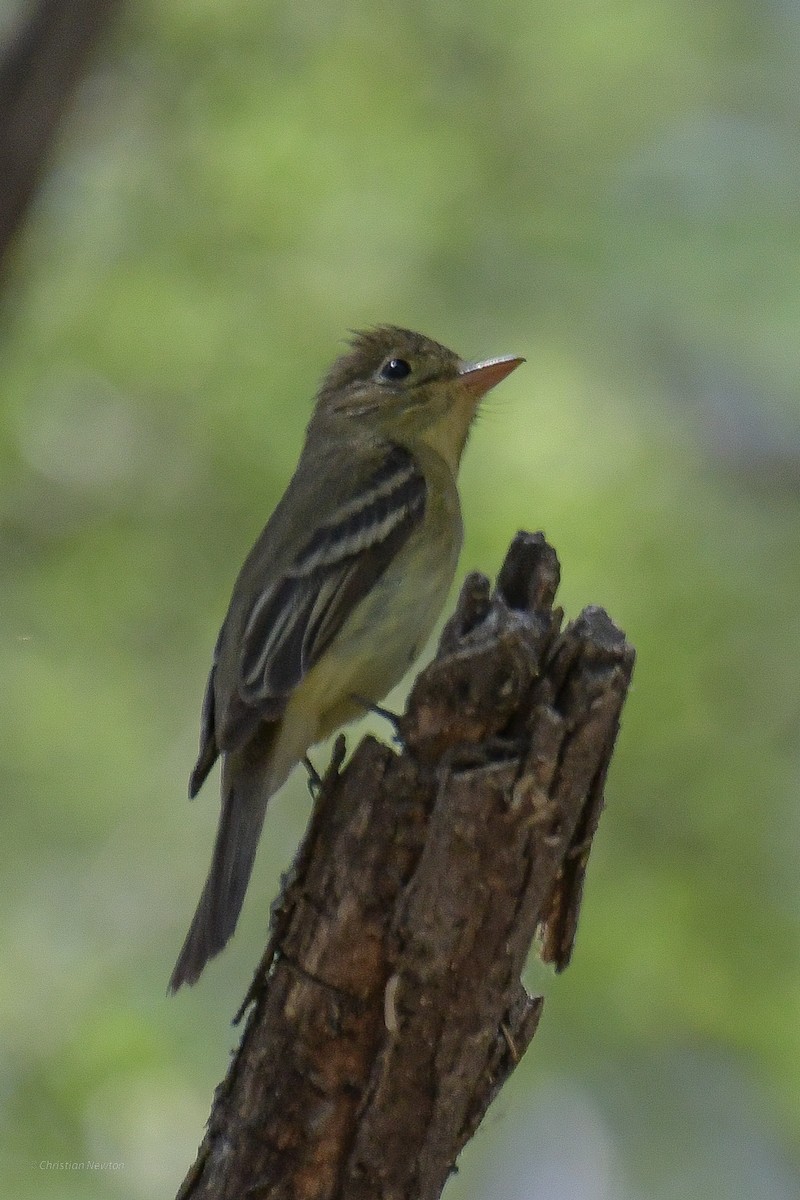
[239,443,426,701]
[188,442,428,782]
[189,629,224,797]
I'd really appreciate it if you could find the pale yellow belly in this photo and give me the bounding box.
[270,521,460,777]
[305,528,457,734]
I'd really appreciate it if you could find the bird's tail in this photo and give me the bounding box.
[168,745,279,993]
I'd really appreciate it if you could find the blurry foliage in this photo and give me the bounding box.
[1,1,799,1197]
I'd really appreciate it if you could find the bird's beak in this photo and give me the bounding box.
[458,354,525,398]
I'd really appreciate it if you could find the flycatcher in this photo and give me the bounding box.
[169,326,523,991]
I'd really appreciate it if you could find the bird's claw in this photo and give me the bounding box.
[351,693,404,743]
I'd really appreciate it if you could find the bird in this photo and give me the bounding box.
[168,326,524,991]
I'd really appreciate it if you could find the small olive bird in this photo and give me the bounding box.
[169,326,523,991]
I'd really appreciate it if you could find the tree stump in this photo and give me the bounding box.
[177,532,635,1200]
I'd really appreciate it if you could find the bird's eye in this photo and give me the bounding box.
[380,358,412,381]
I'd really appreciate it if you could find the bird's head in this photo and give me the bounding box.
[314,326,524,469]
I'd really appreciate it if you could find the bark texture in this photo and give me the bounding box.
[0,0,120,275]
[177,532,635,1200]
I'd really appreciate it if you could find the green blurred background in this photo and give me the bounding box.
[2,1,799,1196]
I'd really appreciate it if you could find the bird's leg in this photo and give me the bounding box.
[302,755,322,796]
